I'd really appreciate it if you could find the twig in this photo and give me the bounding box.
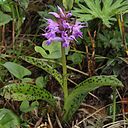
[47,113,53,128]
[86,30,96,76]
[55,114,63,128]
[1,25,6,53]
[12,20,15,49]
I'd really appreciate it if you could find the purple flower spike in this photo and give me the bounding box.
[42,6,86,47]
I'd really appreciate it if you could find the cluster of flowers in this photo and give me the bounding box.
[42,6,85,47]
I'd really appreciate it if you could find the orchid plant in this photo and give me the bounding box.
[0,6,123,123]
[42,6,85,101]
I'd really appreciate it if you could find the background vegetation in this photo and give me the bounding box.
[0,0,128,127]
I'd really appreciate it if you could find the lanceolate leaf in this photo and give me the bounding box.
[0,83,56,106]
[63,75,123,122]
[20,56,63,87]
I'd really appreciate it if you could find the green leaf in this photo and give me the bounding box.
[72,0,128,27]
[31,101,39,109]
[63,0,74,10]
[36,76,48,88]
[0,108,20,128]
[75,0,79,4]
[0,4,12,13]
[20,100,30,113]
[63,75,123,122]
[3,62,31,80]
[0,83,56,106]
[20,101,39,113]
[19,0,29,9]
[35,44,61,59]
[67,53,83,64]
[20,56,63,87]
[0,11,12,26]
[35,42,69,59]
[22,78,33,83]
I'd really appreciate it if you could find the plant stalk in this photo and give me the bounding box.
[112,87,116,122]
[61,44,68,101]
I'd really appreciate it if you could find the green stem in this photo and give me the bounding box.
[61,44,68,101]
[112,87,116,122]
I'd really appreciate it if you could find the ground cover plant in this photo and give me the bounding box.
[0,0,128,128]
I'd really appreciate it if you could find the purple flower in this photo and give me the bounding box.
[72,21,84,38]
[42,6,86,47]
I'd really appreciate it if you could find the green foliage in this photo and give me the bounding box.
[100,58,124,76]
[35,43,62,59]
[0,0,29,35]
[0,108,20,128]
[18,0,29,9]
[3,62,31,80]
[0,83,56,106]
[21,78,33,83]
[62,75,123,122]
[72,0,128,27]
[97,29,122,50]
[20,100,39,113]
[35,76,48,88]
[0,0,11,13]
[35,42,69,59]
[0,0,126,125]
[67,52,83,65]
[63,0,74,10]
[0,11,12,26]
[20,56,63,87]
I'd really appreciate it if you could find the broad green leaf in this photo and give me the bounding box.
[35,43,61,59]
[20,56,63,87]
[0,11,12,26]
[20,100,29,113]
[0,108,20,128]
[35,42,69,59]
[3,62,31,80]
[0,83,56,106]
[31,101,39,109]
[63,75,123,122]
[36,76,48,88]
[63,0,74,10]
[20,100,39,113]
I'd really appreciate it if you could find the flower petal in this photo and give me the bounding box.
[72,21,84,38]
[46,19,59,31]
[63,40,70,47]
[57,6,65,18]
[52,37,63,42]
[45,39,52,45]
[42,31,56,38]
[49,12,60,18]
[62,20,71,29]
[66,12,72,18]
